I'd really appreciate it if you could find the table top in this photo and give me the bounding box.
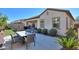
[4,31,34,42]
[16,31,33,37]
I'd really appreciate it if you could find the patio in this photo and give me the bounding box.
[28,34,62,50]
[4,33,62,50]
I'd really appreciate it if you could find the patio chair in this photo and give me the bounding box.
[0,43,6,50]
[0,46,6,50]
[24,33,35,49]
[10,34,25,50]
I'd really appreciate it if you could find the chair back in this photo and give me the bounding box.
[25,34,35,43]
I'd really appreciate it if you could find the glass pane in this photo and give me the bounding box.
[52,17,60,28]
[40,20,44,28]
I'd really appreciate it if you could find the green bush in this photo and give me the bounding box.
[58,37,79,50]
[41,29,48,35]
[5,26,12,30]
[37,28,42,33]
[48,29,57,36]
[57,27,79,50]
[66,28,77,39]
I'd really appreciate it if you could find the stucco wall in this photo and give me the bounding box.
[39,10,68,35]
[65,13,75,28]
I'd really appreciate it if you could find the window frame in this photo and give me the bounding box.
[40,20,45,28]
[52,17,60,29]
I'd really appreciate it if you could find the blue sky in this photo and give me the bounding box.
[65,8,79,18]
[0,8,79,23]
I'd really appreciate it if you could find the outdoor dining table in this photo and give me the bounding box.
[3,31,35,49]
[4,31,33,42]
[16,31,35,49]
[16,31,33,37]
[16,31,35,45]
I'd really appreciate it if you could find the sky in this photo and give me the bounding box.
[0,8,79,23]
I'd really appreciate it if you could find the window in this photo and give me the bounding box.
[40,20,44,28]
[52,17,60,28]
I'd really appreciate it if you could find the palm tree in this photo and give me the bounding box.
[0,13,8,30]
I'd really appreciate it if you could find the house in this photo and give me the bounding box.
[74,21,79,39]
[9,20,25,31]
[74,20,79,28]
[24,8,75,36]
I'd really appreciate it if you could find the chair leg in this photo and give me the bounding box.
[25,43,28,49]
[34,41,35,46]
[11,43,13,50]
[33,36,35,46]
[11,42,13,50]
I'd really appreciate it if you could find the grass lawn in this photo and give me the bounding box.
[4,29,15,36]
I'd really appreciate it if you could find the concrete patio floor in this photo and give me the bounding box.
[11,33,62,50]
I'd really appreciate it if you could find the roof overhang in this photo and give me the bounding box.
[24,8,75,21]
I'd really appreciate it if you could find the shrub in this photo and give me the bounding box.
[41,29,48,35]
[5,26,12,30]
[58,37,79,50]
[37,28,42,33]
[57,27,79,50]
[48,29,57,36]
[66,28,78,39]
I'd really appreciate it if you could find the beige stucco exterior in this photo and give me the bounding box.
[25,18,39,28]
[24,9,75,36]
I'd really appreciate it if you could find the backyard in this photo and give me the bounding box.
[0,8,79,50]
